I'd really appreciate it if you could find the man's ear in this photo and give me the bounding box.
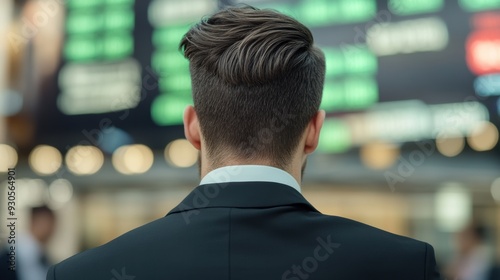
[304,110,325,154]
[183,106,201,150]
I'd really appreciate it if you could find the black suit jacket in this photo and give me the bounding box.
[47,182,441,279]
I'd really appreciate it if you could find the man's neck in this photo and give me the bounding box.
[200,164,302,193]
[201,161,302,185]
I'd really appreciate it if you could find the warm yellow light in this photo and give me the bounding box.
[165,139,198,168]
[467,122,499,151]
[436,136,464,157]
[112,144,154,175]
[360,142,400,170]
[29,145,63,175]
[65,146,104,175]
[0,144,18,172]
[112,146,129,175]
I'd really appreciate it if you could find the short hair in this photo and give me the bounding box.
[470,223,487,242]
[31,205,55,220]
[180,6,325,168]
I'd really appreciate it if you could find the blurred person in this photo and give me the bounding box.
[0,205,56,280]
[446,223,499,280]
[47,6,441,280]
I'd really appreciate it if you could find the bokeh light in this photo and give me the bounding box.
[0,144,18,172]
[29,145,63,175]
[360,142,400,170]
[467,121,499,151]
[66,146,104,175]
[112,144,154,175]
[49,179,74,204]
[491,177,500,202]
[436,135,465,157]
[165,139,198,168]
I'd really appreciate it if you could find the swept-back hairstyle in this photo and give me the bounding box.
[180,6,325,168]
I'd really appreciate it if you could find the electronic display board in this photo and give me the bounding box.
[36,0,500,154]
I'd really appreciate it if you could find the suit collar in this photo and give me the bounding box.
[167,181,318,215]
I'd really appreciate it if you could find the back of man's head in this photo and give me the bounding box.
[180,6,325,168]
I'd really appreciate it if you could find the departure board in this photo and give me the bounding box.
[36,0,500,154]
[149,0,218,125]
[59,0,140,115]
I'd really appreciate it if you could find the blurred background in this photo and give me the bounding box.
[0,0,499,279]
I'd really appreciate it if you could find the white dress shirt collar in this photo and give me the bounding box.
[200,165,301,193]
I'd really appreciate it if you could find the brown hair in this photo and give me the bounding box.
[180,6,325,168]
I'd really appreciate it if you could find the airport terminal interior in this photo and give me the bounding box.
[0,0,500,279]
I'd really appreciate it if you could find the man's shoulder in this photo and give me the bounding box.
[310,212,430,252]
[295,211,440,278]
[47,216,174,280]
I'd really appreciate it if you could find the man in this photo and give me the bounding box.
[47,6,441,280]
[19,206,56,280]
[446,223,500,280]
[1,206,56,280]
